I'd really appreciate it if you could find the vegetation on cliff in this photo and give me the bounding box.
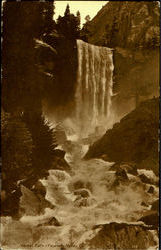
[82,1,160,116]
[1,1,74,216]
[84,1,159,48]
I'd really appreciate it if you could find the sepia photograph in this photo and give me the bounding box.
[1,0,160,249]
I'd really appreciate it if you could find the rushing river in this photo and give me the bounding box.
[1,136,159,249]
[1,40,159,249]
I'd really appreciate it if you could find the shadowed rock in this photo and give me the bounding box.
[137,210,159,227]
[37,217,61,227]
[139,174,152,184]
[147,186,155,194]
[74,188,90,198]
[110,162,138,176]
[85,222,158,249]
[151,199,159,212]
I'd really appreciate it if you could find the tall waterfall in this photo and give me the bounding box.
[75,40,114,137]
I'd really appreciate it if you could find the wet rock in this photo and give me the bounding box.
[147,186,155,194]
[86,222,157,249]
[73,180,92,192]
[74,188,90,198]
[110,162,138,176]
[139,174,152,184]
[53,149,66,158]
[138,210,159,227]
[74,197,95,207]
[52,157,71,172]
[85,98,159,177]
[141,201,149,207]
[37,217,61,227]
[110,169,129,191]
[32,180,46,196]
[115,168,129,184]
[19,185,53,216]
[101,154,109,161]
[151,199,159,212]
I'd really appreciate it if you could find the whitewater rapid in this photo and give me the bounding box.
[1,138,159,249]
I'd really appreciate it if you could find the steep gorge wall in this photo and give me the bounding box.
[85,97,159,175]
[83,1,160,117]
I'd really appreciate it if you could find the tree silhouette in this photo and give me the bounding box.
[64,3,70,16]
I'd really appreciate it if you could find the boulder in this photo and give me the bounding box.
[139,174,152,184]
[138,210,159,227]
[151,199,159,212]
[147,186,155,194]
[74,197,95,207]
[37,217,61,227]
[73,180,93,192]
[110,162,138,175]
[115,167,129,182]
[32,180,46,197]
[53,149,66,158]
[53,158,71,172]
[141,201,149,207]
[85,222,158,249]
[85,98,159,177]
[19,185,53,216]
[74,188,90,198]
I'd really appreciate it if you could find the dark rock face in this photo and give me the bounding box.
[32,180,47,197]
[138,211,159,227]
[19,185,53,216]
[53,149,66,158]
[37,217,61,227]
[147,186,155,194]
[110,162,138,176]
[115,168,129,181]
[141,202,149,207]
[72,180,93,193]
[85,98,159,176]
[74,197,95,207]
[139,174,152,184]
[83,2,159,117]
[85,2,159,49]
[52,157,71,173]
[110,167,129,191]
[74,188,90,198]
[85,222,157,249]
[151,199,159,212]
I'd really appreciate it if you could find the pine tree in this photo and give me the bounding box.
[22,112,57,175]
[76,10,81,28]
[64,4,70,16]
[1,111,33,189]
[2,1,55,113]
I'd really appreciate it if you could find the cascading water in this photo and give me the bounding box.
[1,41,159,249]
[75,40,114,137]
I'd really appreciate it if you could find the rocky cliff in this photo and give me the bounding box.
[85,98,159,175]
[86,1,159,48]
[83,1,160,117]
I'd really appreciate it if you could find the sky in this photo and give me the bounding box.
[54,1,108,27]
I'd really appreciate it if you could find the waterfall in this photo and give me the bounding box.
[75,40,114,137]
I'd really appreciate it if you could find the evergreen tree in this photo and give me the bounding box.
[22,112,57,175]
[64,4,70,16]
[1,111,33,191]
[2,1,55,113]
[85,15,91,23]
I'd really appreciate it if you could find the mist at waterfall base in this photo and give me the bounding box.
[43,39,115,140]
[1,41,159,249]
